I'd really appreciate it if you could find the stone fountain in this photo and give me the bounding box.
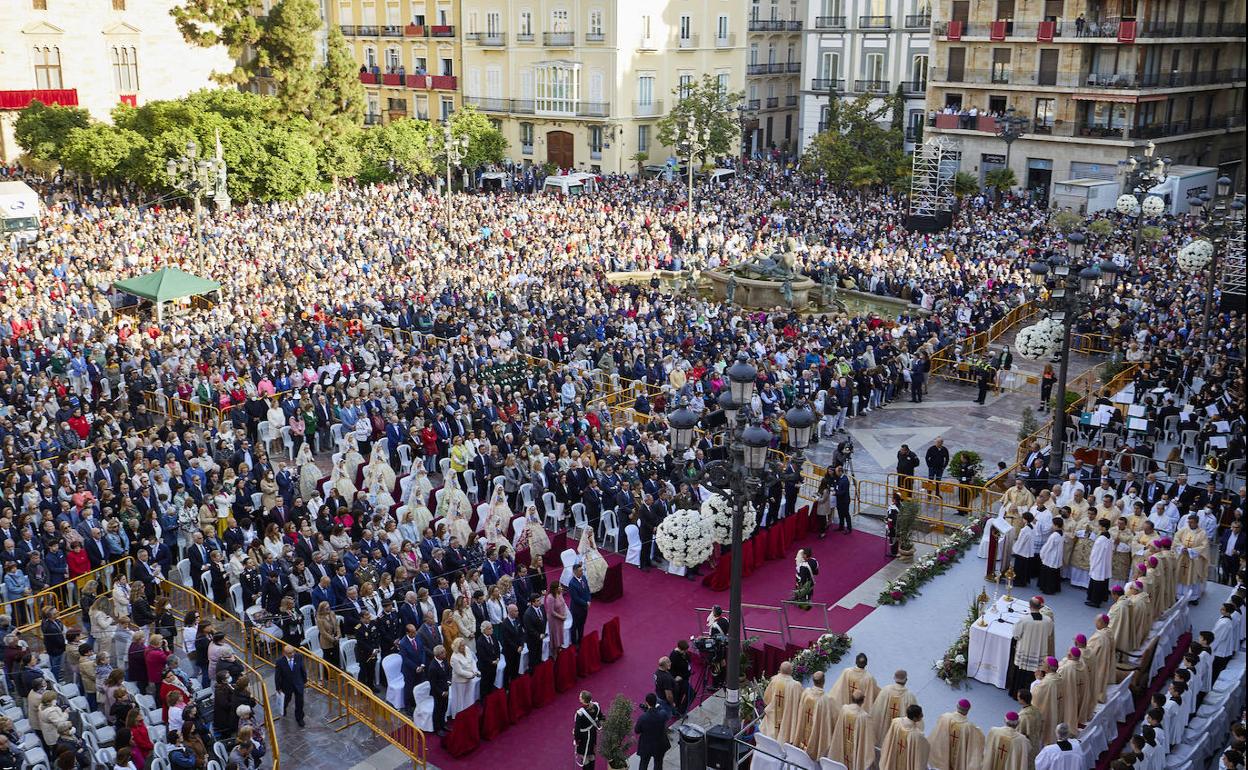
[704,237,819,309]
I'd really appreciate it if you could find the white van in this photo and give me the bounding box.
[707,168,736,185]
[542,172,598,196]
[0,181,40,244]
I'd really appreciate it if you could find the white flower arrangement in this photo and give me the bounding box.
[1176,238,1214,273]
[1116,194,1141,216]
[701,493,758,546]
[1141,194,1166,217]
[1014,318,1063,360]
[655,508,714,568]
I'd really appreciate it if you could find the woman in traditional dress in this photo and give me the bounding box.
[436,483,473,544]
[406,466,435,511]
[342,438,365,485]
[329,457,357,502]
[576,529,608,593]
[481,486,512,546]
[296,443,320,501]
[512,504,551,560]
[362,453,396,513]
[545,583,569,650]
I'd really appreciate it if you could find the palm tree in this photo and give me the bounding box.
[984,167,1018,198]
[952,171,979,199]
[848,164,882,198]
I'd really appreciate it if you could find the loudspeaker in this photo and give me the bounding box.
[705,724,739,769]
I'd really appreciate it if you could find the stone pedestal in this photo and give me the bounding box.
[703,269,816,309]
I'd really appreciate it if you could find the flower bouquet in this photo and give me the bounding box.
[1014,318,1063,360]
[1176,238,1214,274]
[702,493,758,546]
[655,508,713,568]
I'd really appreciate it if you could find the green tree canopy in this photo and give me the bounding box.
[449,106,507,171]
[800,95,904,187]
[656,74,744,165]
[170,0,265,85]
[984,167,1017,194]
[58,124,148,182]
[13,101,91,163]
[355,118,435,182]
[953,171,980,198]
[261,0,321,121]
[311,26,366,180]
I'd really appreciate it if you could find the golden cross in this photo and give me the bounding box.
[992,739,1011,770]
[949,726,961,767]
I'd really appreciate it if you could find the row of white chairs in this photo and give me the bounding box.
[751,732,848,770]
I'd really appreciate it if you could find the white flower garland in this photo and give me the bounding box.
[655,509,714,568]
[701,493,758,546]
[1014,318,1063,360]
[1141,195,1166,217]
[1115,194,1141,216]
[1176,238,1214,273]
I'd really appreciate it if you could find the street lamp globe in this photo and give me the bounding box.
[1115,194,1141,216]
[1066,231,1085,261]
[742,422,773,471]
[717,390,739,426]
[1078,265,1101,294]
[784,402,816,450]
[1029,260,1050,286]
[726,353,758,405]
[668,400,700,454]
[1216,175,1233,197]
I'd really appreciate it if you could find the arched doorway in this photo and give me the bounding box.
[547,130,574,169]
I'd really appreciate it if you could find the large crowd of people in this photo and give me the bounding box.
[0,159,1244,767]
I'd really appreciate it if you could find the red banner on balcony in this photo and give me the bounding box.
[381,73,403,86]
[404,23,425,36]
[1037,20,1055,41]
[430,75,457,90]
[990,20,1007,39]
[118,94,137,107]
[0,89,79,110]
[946,20,963,39]
[1118,20,1137,42]
[358,72,380,84]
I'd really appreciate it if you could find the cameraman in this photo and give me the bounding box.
[634,694,671,770]
[669,640,692,716]
[706,606,729,638]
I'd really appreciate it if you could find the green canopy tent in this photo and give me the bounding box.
[112,267,222,322]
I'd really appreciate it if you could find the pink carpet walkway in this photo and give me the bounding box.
[425,527,889,768]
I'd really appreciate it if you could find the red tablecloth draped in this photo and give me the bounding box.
[750,534,766,570]
[507,673,532,721]
[443,702,482,757]
[762,644,787,678]
[596,562,624,602]
[765,525,785,560]
[740,539,756,578]
[480,689,511,739]
[549,530,569,555]
[553,646,579,692]
[702,552,732,591]
[577,631,602,676]
[794,506,810,539]
[600,617,624,663]
[530,660,557,707]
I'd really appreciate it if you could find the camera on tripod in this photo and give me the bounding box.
[692,635,725,658]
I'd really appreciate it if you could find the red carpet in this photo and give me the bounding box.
[425,528,889,768]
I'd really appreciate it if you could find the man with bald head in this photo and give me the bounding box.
[871,669,920,742]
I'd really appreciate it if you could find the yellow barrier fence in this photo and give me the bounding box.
[158,577,428,769]
[855,473,1001,544]
[929,301,1038,378]
[0,557,133,633]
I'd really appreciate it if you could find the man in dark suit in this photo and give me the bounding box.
[274,646,307,727]
[567,563,592,646]
[416,612,443,659]
[833,465,852,532]
[498,604,525,684]
[582,479,604,536]
[639,494,662,570]
[475,621,502,695]
[186,532,211,593]
[427,644,451,735]
[397,625,425,710]
[521,594,546,673]
[1219,520,1245,585]
[634,693,672,770]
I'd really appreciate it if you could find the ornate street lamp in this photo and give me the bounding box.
[427,124,470,220]
[1182,176,1245,340]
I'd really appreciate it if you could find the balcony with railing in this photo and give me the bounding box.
[931,66,1246,89]
[465,32,507,46]
[902,80,927,95]
[544,30,575,46]
[926,111,1244,140]
[678,34,698,49]
[935,18,1246,40]
[810,77,845,91]
[364,112,381,125]
[400,73,459,90]
[785,94,798,106]
[814,16,846,29]
[749,19,783,31]
[859,15,892,28]
[904,13,931,28]
[748,98,761,109]
[765,96,780,108]
[715,33,736,47]
[854,79,890,93]
[585,31,606,43]
[633,100,663,117]
[747,63,769,75]
[404,24,427,37]
[786,61,802,73]
[429,25,455,37]
[381,25,403,37]
[638,36,657,50]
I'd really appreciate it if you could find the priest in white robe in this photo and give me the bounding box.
[829,653,881,710]
[1085,519,1113,607]
[1034,724,1083,770]
[1037,518,1065,594]
[760,661,803,740]
[1175,515,1210,603]
[829,692,876,770]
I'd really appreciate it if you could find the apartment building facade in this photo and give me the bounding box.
[798,0,932,152]
[458,0,746,173]
[924,0,1245,200]
[745,0,803,155]
[0,0,233,161]
[330,0,464,124]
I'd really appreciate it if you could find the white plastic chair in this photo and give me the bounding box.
[281,425,296,462]
[571,503,587,534]
[599,509,619,551]
[381,654,405,709]
[257,420,276,454]
[439,457,452,479]
[398,444,413,473]
[341,638,360,677]
[230,583,245,615]
[462,468,478,501]
[411,681,434,732]
[752,733,787,770]
[250,492,263,511]
[177,558,192,588]
[559,548,578,586]
[782,742,819,770]
[625,524,642,567]
[820,760,849,770]
[542,492,564,531]
[519,483,535,509]
[330,423,346,450]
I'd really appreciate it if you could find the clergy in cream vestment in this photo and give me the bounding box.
[929,699,986,770]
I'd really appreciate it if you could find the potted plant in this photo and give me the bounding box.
[948,450,983,512]
[598,694,635,769]
[895,500,920,562]
[631,151,649,176]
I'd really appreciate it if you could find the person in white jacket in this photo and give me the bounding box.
[1086,519,1114,607]
[1038,518,1066,594]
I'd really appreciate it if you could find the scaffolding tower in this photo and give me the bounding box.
[908,137,961,219]
[1221,226,1246,297]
